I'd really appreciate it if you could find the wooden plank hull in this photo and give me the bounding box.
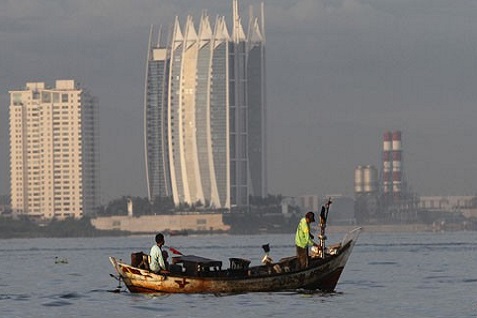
[110,228,361,294]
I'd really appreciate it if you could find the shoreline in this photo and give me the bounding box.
[327,224,432,234]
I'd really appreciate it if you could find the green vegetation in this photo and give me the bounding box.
[99,196,154,216]
[0,193,287,237]
[0,216,128,239]
[98,195,224,216]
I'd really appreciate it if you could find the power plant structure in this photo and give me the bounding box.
[382,130,405,202]
[354,165,379,223]
[355,130,419,224]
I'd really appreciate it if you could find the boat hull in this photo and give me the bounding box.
[110,228,361,294]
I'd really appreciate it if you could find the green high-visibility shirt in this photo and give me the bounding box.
[295,217,314,248]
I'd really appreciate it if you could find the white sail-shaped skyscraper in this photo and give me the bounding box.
[144,0,266,209]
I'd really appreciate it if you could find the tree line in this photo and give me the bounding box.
[0,216,127,239]
[97,194,285,217]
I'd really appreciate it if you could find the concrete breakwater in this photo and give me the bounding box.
[92,213,230,234]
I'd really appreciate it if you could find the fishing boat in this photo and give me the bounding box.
[109,226,361,294]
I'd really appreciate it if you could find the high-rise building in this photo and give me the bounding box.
[144,0,267,209]
[9,80,100,220]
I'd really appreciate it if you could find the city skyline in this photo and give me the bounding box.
[1,1,477,203]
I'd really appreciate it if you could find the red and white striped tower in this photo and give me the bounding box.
[382,131,393,195]
[392,131,402,200]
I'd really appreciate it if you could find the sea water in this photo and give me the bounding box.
[0,230,476,318]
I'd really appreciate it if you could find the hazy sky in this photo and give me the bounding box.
[1,0,477,203]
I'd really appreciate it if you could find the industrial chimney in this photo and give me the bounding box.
[392,131,403,200]
[382,131,393,196]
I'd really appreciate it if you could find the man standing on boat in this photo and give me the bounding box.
[149,233,167,273]
[295,212,319,269]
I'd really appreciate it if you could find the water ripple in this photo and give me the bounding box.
[42,300,73,307]
[462,278,477,283]
[0,294,31,301]
[59,292,82,299]
[367,261,398,265]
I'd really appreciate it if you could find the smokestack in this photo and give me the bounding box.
[382,131,392,194]
[392,131,402,199]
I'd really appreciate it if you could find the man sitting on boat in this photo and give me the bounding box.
[295,211,319,270]
[149,233,168,273]
[162,250,170,270]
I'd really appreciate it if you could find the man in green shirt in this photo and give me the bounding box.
[295,211,319,270]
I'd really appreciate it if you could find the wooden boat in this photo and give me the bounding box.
[109,227,361,294]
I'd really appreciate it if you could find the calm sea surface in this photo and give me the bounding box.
[1,230,476,318]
